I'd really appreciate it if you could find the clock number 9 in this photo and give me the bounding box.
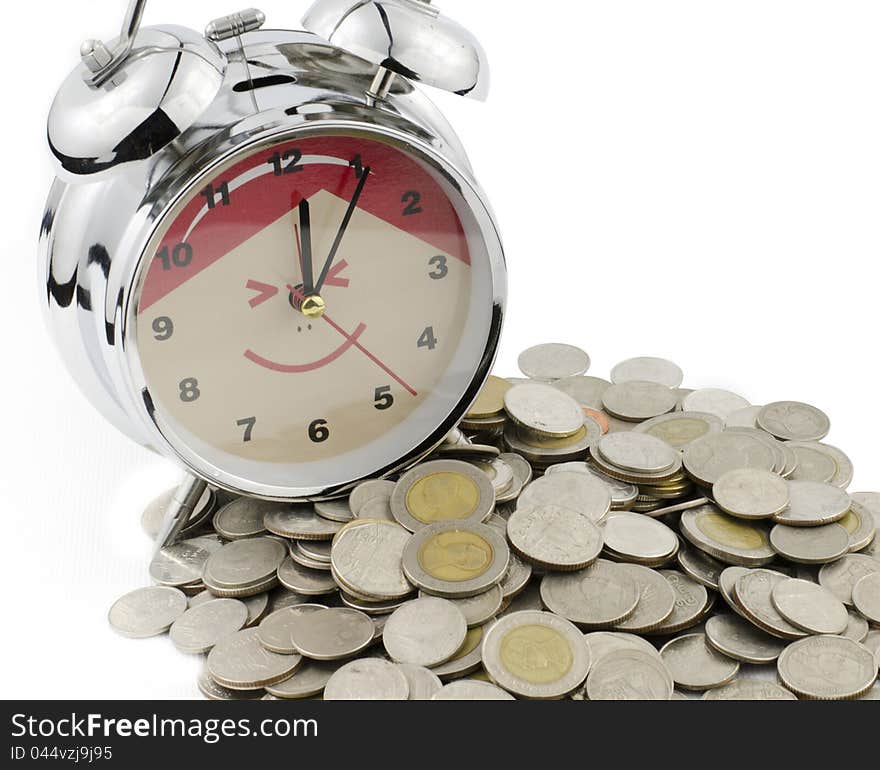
[309,419,330,443]
[152,317,174,341]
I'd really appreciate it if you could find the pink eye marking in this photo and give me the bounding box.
[324,260,350,288]
[247,280,280,308]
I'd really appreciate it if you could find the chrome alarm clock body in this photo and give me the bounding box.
[40,1,506,509]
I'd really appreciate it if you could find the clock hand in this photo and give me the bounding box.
[314,166,371,295]
[298,197,315,297]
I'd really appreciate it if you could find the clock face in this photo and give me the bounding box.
[132,131,498,494]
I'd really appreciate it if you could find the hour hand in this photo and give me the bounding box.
[298,198,315,296]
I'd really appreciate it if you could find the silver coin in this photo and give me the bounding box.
[769,523,850,564]
[257,604,326,654]
[552,376,611,409]
[204,538,287,590]
[289,545,332,572]
[382,597,467,667]
[726,427,788,475]
[702,679,797,700]
[277,557,338,596]
[518,343,591,381]
[680,505,775,567]
[773,481,851,527]
[504,383,586,437]
[718,567,751,615]
[141,487,214,540]
[683,432,776,486]
[432,680,515,700]
[734,570,808,640]
[862,630,880,669]
[207,628,301,690]
[601,513,678,565]
[390,460,496,532]
[712,468,790,520]
[842,611,869,643]
[339,591,408,615]
[108,586,187,639]
[241,593,270,626]
[330,520,413,600]
[582,632,660,666]
[634,411,723,451]
[611,357,684,389]
[149,536,224,587]
[676,545,725,591]
[544,463,639,510]
[614,564,677,633]
[602,381,677,422]
[518,472,611,524]
[840,500,877,553]
[197,667,265,701]
[264,506,342,540]
[482,611,591,699]
[348,480,396,517]
[499,553,533,601]
[356,496,396,522]
[502,421,598,466]
[540,560,639,628]
[264,659,341,699]
[499,452,534,489]
[507,505,604,571]
[324,658,410,700]
[421,585,504,628]
[213,498,279,540]
[169,598,249,654]
[471,457,515,497]
[724,406,763,429]
[397,664,443,700]
[585,649,673,700]
[704,613,787,664]
[297,540,332,564]
[681,389,751,422]
[852,572,880,625]
[288,608,375,661]
[650,570,709,635]
[777,635,877,700]
[430,621,490,680]
[660,633,740,691]
[314,499,355,524]
[771,578,849,635]
[597,432,678,474]
[758,401,831,442]
[786,442,837,484]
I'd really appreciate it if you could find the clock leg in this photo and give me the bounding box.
[153,473,209,554]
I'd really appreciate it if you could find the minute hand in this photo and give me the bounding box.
[313,166,371,294]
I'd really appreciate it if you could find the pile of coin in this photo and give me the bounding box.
[115,344,880,701]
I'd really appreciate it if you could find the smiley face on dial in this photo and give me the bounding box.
[133,132,497,493]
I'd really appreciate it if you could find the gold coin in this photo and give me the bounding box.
[418,530,495,582]
[467,376,512,419]
[697,512,766,550]
[406,472,481,524]
[499,624,574,685]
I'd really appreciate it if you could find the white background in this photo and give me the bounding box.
[2,1,879,699]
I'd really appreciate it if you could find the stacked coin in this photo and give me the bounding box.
[111,344,879,701]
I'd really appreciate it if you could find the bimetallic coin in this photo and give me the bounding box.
[518,343,591,381]
[391,460,495,532]
[257,604,326,655]
[517,472,612,523]
[552,376,611,410]
[680,505,775,567]
[703,680,797,701]
[264,660,340,699]
[602,513,679,566]
[207,628,301,690]
[482,611,591,699]
[432,680,515,700]
[712,469,789,520]
[585,649,673,701]
[288,608,375,661]
[769,523,850,565]
[468,375,513,418]
[758,401,831,442]
[614,564,677,633]
[170,599,249,654]
[610,357,684,389]
[264,506,342,541]
[852,572,880,625]
[382,597,467,667]
[504,383,586,437]
[348,480,396,517]
[660,633,740,691]
[213,498,279,540]
[735,570,808,640]
[397,664,443,700]
[402,521,509,598]
[649,571,709,635]
[540,560,639,628]
[634,411,723,450]
[602,381,677,422]
[771,578,848,635]
[507,505,604,571]
[108,586,187,639]
[819,554,880,606]
[681,389,751,422]
[773,481,851,528]
[841,501,877,553]
[323,658,409,701]
[704,613,787,664]
[331,520,413,601]
[683,432,776,486]
[277,557,338,597]
[777,636,877,700]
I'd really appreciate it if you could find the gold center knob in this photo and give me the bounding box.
[301,295,326,319]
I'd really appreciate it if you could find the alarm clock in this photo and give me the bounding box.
[40,0,505,542]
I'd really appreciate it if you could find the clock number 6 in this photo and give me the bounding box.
[309,419,330,443]
[374,386,395,411]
